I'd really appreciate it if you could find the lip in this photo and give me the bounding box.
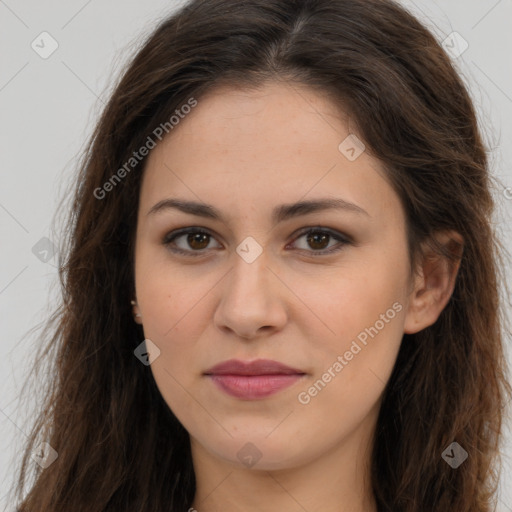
[204,359,306,400]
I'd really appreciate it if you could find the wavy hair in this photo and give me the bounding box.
[10,0,512,510]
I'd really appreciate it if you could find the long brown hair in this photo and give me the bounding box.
[10,0,512,510]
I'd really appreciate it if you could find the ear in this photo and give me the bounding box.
[131,298,143,325]
[403,230,464,334]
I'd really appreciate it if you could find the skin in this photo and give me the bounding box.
[133,81,462,512]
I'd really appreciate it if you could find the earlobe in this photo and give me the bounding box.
[403,231,464,334]
[131,299,143,325]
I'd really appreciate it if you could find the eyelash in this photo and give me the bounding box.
[162,226,352,257]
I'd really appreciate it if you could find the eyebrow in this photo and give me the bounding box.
[147,197,370,224]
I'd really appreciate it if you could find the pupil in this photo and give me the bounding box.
[189,233,209,250]
[308,232,329,250]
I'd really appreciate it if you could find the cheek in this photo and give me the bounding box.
[307,256,408,393]
[137,283,206,357]
[134,255,214,384]
[135,243,198,336]
[320,263,406,340]
[319,294,404,379]
[293,282,405,445]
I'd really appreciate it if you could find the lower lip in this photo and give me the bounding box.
[207,374,304,399]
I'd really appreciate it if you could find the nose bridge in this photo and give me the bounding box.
[214,239,287,338]
[229,239,271,299]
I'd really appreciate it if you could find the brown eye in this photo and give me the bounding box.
[291,228,351,255]
[186,232,210,250]
[163,228,221,256]
[163,226,352,258]
[306,231,330,251]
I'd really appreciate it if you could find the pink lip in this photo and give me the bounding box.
[204,359,306,400]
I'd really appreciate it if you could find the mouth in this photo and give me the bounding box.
[203,359,307,400]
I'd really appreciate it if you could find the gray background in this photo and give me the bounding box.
[1,0,511,510]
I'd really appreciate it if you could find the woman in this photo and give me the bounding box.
[11,0,512,510]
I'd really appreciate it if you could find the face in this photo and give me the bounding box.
[134,81,414,471]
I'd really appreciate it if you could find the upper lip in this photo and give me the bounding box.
[204,359,305,376]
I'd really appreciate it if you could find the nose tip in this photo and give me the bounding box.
[213,252,288,340]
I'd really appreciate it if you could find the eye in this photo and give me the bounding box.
[162,226,352,257]
[163,227,221,256]
[288,227,352,256]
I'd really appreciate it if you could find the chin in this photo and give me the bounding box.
[204,434,310,471]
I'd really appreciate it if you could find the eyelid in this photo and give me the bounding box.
[162,225,353,257]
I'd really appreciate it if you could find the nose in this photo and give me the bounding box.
[213,248,288,340]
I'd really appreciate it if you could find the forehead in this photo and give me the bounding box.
[139,81,402,227]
